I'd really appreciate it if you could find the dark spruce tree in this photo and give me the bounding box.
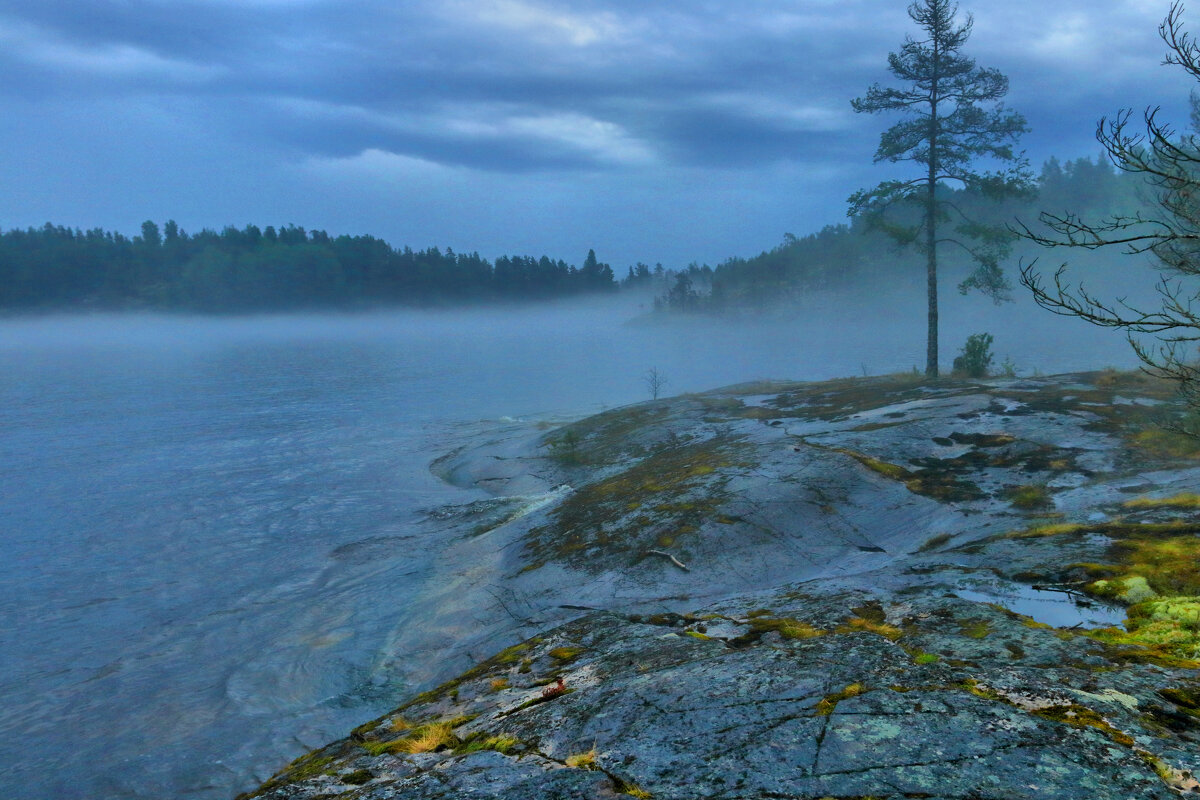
[850,0,1031,376]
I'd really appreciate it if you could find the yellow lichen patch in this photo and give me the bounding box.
[1124,492,1200,509]
[565,748,598,769]
[816,683,867,716]
[622,786,653,799]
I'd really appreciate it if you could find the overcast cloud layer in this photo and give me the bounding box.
[0,0,1193,266]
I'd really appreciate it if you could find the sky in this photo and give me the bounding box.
[0,0,1194,268]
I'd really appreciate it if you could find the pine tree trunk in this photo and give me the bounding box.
[926,40,941,380]
[926,175,938,378]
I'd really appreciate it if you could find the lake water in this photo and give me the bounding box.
[0,294,1137,799]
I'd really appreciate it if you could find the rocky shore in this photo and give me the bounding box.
[236,371,1200,799]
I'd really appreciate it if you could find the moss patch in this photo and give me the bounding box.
[1007,484,1053,510]
[542,404,671,468]
[340,769,374,785]
[1033,704,1136,747]
[748,616,825,640]
[1062,528,1200,661]
[1159,686,1200,715]
[729,614,826,647]
[959,619,992,639]
[916,532,953,553]
[1007,520,1200,542]
[548,646,585,662]
[1124,492,1200,510]
[756,374,942,423]
[1130,428,1200,460]
[831,447,984,503]
[524,435,752,569]
[1103,536,1200,596]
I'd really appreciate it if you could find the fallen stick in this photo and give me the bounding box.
[646,549,690,572]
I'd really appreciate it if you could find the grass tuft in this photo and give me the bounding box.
[395,722,458,754]
[565,748,598,769]
[838,616,904,641]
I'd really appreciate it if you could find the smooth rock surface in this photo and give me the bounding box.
[236,372,1200,799]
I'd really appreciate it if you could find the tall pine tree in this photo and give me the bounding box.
[850,0,1031,376]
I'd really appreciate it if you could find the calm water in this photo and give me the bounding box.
[0,296,1134,799]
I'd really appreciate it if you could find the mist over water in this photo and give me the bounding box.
[0,293,1139,799]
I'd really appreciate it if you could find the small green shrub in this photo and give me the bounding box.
[952,332,994,378]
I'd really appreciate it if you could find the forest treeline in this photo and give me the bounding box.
[0,221,631,311]
[0,154,1133,313]
[659,154,1143,313]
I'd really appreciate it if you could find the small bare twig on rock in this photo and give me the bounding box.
[645,549,690,572]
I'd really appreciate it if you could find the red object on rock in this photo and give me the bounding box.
[541,676,567,699]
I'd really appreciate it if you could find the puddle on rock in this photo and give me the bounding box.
[956,583,1127,629]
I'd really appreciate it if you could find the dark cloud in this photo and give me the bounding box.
[0,0,922,171]
[0,0,1193,264]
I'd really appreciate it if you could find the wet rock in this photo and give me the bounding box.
[237,372,1200,799]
